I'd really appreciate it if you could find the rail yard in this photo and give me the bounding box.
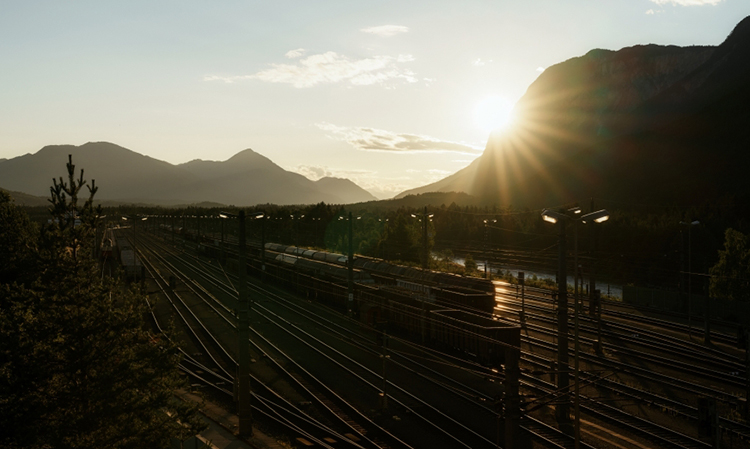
[109,223,750,449]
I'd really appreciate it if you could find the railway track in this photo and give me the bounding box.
[123,228,750,448]
[493,281,750,446]
[135,232,517,448]
[132,233,388,448]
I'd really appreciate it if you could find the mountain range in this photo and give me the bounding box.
[0,142,376,206]
[397,16,750,209]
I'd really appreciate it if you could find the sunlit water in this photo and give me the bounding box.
[449,256,623,299]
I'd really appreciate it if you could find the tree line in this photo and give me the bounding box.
[19,191,750,301]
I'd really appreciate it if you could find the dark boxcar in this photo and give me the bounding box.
[430,309,520,367]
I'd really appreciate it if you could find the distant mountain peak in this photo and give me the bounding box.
[727,15,750,42]
[227,148,261,160]
[314,176,378,202]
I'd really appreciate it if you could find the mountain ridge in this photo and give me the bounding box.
[0,142,376,206]
[396,16,750,209]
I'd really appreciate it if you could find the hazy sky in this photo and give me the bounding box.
[1,1,748,198]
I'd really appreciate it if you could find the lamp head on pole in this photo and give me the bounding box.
[581,209,610,224]
[541,209,566,224]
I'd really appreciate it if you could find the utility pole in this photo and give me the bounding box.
[381,330,389,410]
[573,223,593,449]
[261,214,266,281]
[746,332,750,418]
[689,223,693,339]
[504,346,521,449]
[133,215,137,260]
[519,272,526,322]
[681,220,699,339]
[220,215,225,263]
[484,219,489,279]
[410,208,433,270]
[705,259,711,344]
[237,211,252,436]
[348,212,354,316]
[423,206,429,270]
[589,198,597,317]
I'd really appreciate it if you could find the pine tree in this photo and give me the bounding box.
[0,190,37,284]
[0,155,206,449]
[709,228,750,302]
[464,254,478,273]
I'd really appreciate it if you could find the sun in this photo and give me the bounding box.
[473,95,515,134]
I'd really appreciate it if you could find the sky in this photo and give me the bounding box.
[1,1,748,199]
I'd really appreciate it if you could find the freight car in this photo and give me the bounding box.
[272,253,374,284]
[100,237,113,260]
[113,236,143,280]
[358,286,519,366]
[265,243,348,264]
[430,309,519,366]
[265,244,496,314]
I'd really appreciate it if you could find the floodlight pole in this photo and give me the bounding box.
[573,221,581,449]
[423,207,429,270]
[589,198,596,317]
[556,216,570,424]
[348,212,354,316]
[689,223,693,339]
[133,216,137,261]
[220,216,225,263]
[261,214,266,281]
[543,207,609,440]
[484,220,489,279]
[237,210,253,436]
[680,220,699,339]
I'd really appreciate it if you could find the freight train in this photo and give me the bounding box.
[161,229,518,367]
[258,244,517,366]
[264,243,496,314]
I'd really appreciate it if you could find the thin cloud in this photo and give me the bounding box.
[361,25,409,37]
[290,165,386,198]
[203,75,252,83]
[205,51,417,88]
[293,165,373,181]
[285,48,305,59]
[294,165,333,180]
[473,58,493,66]
[649,0,722,5]
[536,66,546,73]
[317,123,483,155]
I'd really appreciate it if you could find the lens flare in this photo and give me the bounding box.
[473,95,515,134]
